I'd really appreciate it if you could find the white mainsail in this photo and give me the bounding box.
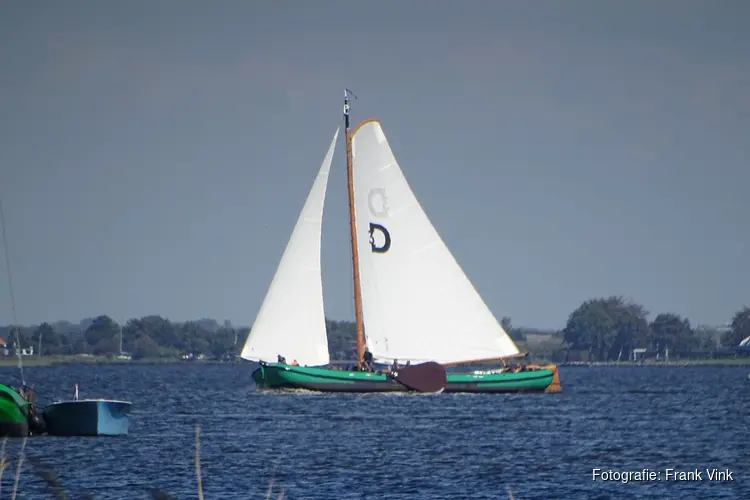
[241,128,339,366]
[351,120,519,365]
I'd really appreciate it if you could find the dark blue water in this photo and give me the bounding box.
[0,364,747,499]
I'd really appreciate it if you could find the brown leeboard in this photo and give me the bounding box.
[391,361,447,393]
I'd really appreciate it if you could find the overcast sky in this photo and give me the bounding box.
[1,0,748,329]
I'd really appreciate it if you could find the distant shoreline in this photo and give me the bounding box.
[0,355,238,367]
[1,356,748,368]
[560,358,750,367]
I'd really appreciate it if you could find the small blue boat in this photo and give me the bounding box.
[42,386,132,436]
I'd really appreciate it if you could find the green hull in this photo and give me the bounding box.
[0,384,32,437]
[252,363,557,394]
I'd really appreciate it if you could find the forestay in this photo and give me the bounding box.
[240,129,339,366]
[351,121,519,365]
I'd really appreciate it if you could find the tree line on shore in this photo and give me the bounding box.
[0,315,243,360]
[0,315,368,361]
[0,298,747,362]
[557,297,749,362]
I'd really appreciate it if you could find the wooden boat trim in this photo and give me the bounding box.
[440,352,529,367]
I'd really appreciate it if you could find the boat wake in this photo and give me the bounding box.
[256,389,446,397]
[258,389,322,396]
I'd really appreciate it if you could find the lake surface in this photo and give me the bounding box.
[0,363,748,499]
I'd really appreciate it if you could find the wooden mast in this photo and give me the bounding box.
[344,89,366,366]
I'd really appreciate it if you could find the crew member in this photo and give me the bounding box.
[362,348,374,371]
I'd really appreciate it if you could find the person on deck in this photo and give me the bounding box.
[277,355,286,364]
[24,385,34,403]
[391,359,399,372]
[362,348,374,372]
[291,359,299,366]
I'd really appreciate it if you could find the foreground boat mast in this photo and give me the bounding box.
[344,89,366,366]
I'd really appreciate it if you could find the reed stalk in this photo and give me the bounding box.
[9,436,26,500]
[195,424,204,500]
[0,437,7,498]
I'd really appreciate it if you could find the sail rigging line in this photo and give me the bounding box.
[0,193,25,386]
[344,89,366,365]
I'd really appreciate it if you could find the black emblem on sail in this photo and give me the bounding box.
[368,188,389,217]
[369,223,391,253]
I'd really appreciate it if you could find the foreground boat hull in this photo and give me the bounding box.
[0,384,31,437]
[43,400,132,436]
[252,363,559,394]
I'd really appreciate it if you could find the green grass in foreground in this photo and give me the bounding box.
[0,426,517,499]
[0,425,286,500]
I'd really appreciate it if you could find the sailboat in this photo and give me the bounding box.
[117,319,132,360]
[0,196,46,436]
[242,91,561,394]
